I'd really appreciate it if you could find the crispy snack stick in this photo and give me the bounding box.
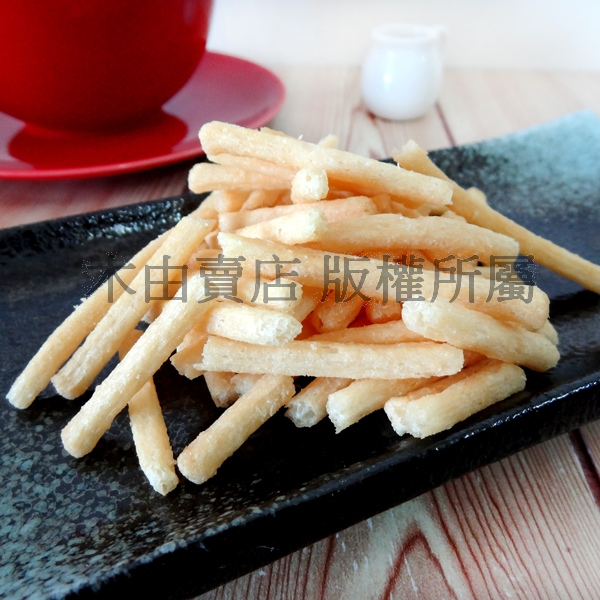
[52,217,214,399]
[198,336,464,380]
[402,301,559,372]
[236,207,328,244]
[364,299,402,323]
[6,234,165,409]
[119,330,178,495]
[305,320,425,344]
[285,377,352,427]
[326,352,482,432]
[218,196,376,232]
[177,374,296,484]
[188,162,292,193]
[310,291,365,333]
[290,167,329,203]
[307,214,519,265]
[218,233,550,330]
[200,121,453,208]
[384,360,526,438]
[327,378,432,433]
[61,274,216,458]
[395,140,600,294]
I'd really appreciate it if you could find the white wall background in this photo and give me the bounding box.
[207,0,600,70]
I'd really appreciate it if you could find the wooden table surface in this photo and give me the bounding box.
[2,67,600,599]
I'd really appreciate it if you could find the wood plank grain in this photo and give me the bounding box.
[198,435,600,599]
[269,66,451,156]
[0,161,192,230]
[439,69,600,145]
[578,424,600,507]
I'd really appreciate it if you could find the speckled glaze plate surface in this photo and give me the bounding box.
[2,112,600,599]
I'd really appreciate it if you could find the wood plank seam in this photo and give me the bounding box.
[568,430,600,509]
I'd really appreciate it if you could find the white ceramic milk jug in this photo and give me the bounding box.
[361,23,446,121]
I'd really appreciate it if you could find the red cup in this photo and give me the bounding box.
[0,0,213,131]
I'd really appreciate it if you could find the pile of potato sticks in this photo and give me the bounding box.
[7,122,600,495]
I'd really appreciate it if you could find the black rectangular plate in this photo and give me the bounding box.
[2,112,600,600]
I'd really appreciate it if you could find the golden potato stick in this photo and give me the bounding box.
[536,319,559,345]
[369,193,393,214]
[384,360,526,438]
[199,336,464,379]
[211,189,249,212]
[185,247,221,271]
[327,377,431,433]
[236,275,304,313]
[242,189,285,210]
[118,330,178,495]
[170,331,209,380]
[327,352,483,433]
[310,291,364,333]
[236,207,328,244]
[203,372,237,408]
[307,214,519,265]
[395,140,600,294]
[318,133,339,148]
[177,374,296,485]
[305,320,425,344]
[61,274,216,458]
[421,252,481,274]
[188,162,291,194]
[141,279,189,324]
[290,168,329,203]
[218,233,550,330]
[364,299,402,323]
[189,193,218,220]
[205,303,302,346]
[291,287,321,321]
[219,196,376,232]
[6,233,165,409]
[439,210,464,222]
[390,200,423,218]
[230,373,263,396]
[402,301,559,372]
[52,217,214,399]
[285,377,352,427]
[177,320,210,353]
[203,231,220,250]
[466,187,488,206]
[200,121,453,207]
[209,152,297,181]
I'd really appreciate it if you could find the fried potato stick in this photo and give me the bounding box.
[305,320,425,344]
[61,274,215,458]
[218,233,550,330]
[203,371,237,408]
[327,378,431,433]
[402,301,559,372]
[236,207,328,244]
[384,360,526,438]
[219,196,376,232]
[395,140,600,294]
[290,167,329,203]
[285,377,352,427]
[119,330,178,495]
[200,121,453,207]
[198,336,464,380]
[52,216,214,399]
[307,214,519,265]
[6,234,165,409]
[310,291,365,333]
[177,374,296,484]
[188,162,291,193]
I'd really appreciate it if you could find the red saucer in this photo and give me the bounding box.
[0,53,285,180]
